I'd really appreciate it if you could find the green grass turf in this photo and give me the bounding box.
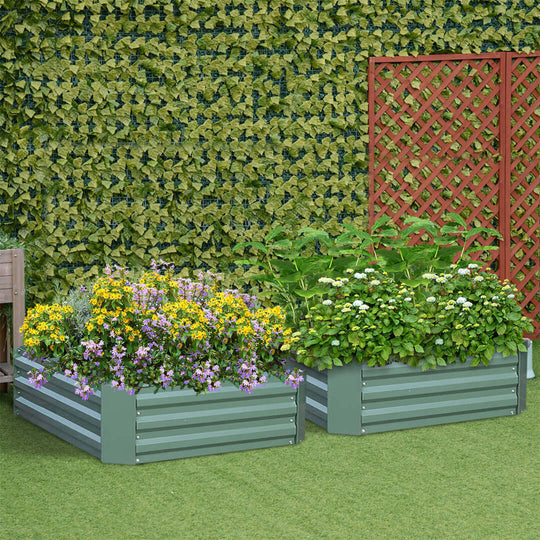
[1,349,539,540]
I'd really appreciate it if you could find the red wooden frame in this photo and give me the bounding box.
[369,52,540,337]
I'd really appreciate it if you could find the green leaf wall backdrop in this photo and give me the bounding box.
[1,0,539,303]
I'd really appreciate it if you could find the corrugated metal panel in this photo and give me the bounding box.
[13,355,102,458]
[14,397,101,458]
[134,437,296,464]
[289,360,328,430]
[135,377,298,463]
[292,352,523,435]
[517,348,527,413]
[362,355,520,434]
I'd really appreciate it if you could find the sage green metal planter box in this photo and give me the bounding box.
[13,353,305,464]
[290,349,526,435]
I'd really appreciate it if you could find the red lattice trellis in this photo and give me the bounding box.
[369,52,540,337]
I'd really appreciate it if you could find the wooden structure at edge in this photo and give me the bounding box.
[0,249,24,386]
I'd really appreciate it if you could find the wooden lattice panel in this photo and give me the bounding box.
[369,54,503,267]
[369,52,540,337]
[509,54,540,329]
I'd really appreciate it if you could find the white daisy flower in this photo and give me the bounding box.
[322,299,332,305]
[426,297,436,303]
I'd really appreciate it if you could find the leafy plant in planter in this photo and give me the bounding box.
[22,261,303,399]
[295,264,532,371]
[285,221,531,436]
[233,213,501,324]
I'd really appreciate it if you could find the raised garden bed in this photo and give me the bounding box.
[14,352,305,464]
[289,349,526,435]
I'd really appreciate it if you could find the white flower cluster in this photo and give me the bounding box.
[455,297,473,308]
[317,277,349,287]
[354,272,367,279]
[457,268,470,275]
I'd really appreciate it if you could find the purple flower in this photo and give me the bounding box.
[29,369,48,389]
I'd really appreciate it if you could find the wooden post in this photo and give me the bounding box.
[11,249,25,349]
[0,248,25,390]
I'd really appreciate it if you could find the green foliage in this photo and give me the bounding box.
[1,0,539,305]
[234,214,502,323]
[295,265,533,371]
[369,213,503,283]
[0,230,23,250]
[52,285,92,343]
[233,224,374,323]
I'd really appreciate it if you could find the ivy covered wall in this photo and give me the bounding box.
[1,0,539,302]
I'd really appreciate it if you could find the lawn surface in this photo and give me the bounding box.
[1,349,539,540]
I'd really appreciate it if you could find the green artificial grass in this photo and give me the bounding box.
[1,350,539,540]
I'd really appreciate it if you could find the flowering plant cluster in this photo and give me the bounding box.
[294,264,532,371]
[234,213,502,325]
[22,261,303,399]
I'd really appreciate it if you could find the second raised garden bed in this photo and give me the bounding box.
[290,349,526,435]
